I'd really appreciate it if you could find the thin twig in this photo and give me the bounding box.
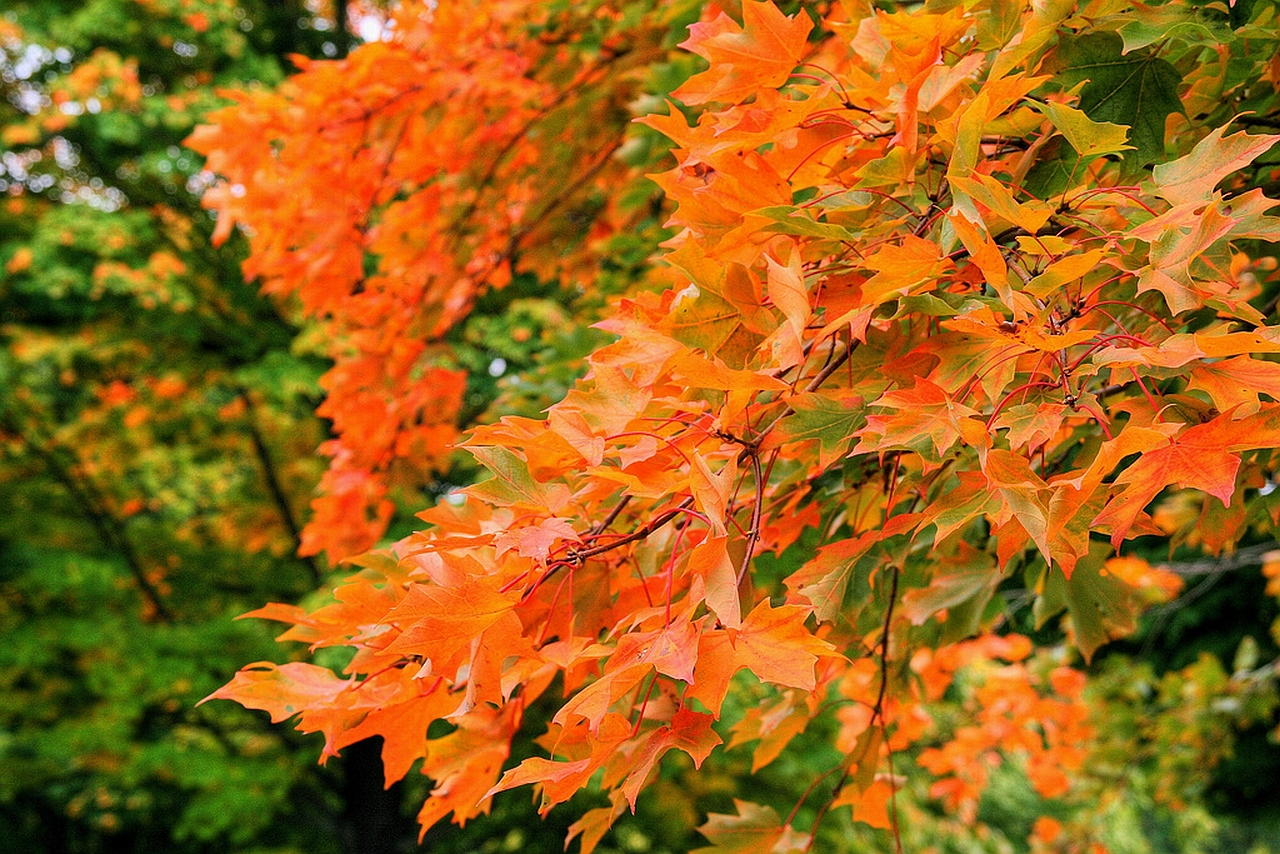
[737,450,765,586]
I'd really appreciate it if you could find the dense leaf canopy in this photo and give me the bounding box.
[6,0,1280,852]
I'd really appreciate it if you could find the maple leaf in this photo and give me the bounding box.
[727,690,812,772]
[730,600,839,691]
[488,714,635,811]
[1152,126,1280,206]
[382,577,521,671]
[676,2,814,105]
[1187,356,1280,414]
[902,543,1000,638]
[492,516,580,561]
[691,800,809,854]
[619,708,721,809]
[1034,542,1143,663]
[765,390,865,470]
[200,661,349,723]
[1053,32,1183,170]
[1092,409,1280,547]
[687,535,743,628]
[1035,100,1133,159]
[857,377,986,466]
[833,779,893,830]
[334,677,462,786]
[465,445,572,514]
[414,705,517,835]
[690,452,737,537]
[557,620,702,730]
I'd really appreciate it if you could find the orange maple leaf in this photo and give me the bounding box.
[675,1,814,105]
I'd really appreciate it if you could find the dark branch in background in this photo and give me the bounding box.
[1137,544,1279,658]
[1236,114,1280,129]
[237,387,323,585]
[1,412,174,622]
[1155,541,1278,578]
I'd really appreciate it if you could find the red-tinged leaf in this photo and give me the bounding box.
[200,661,349,723]
[1152,126,1280,206]
[784,530,880,622]
[557,621,701,730]
[383,578,520,669]
[1094,409,1280,548]
[690,452,737,536]
[566,798,628,854]
[688,536,743,628]
[859,377,985,466]
[621,620,703,684]
[1045,483,1104,580]
[415,705,516,835]
[488,714,633,811]
[676,2,814,105]
[858,235,951,310]
[688,629,738,716]
[1092,440,1240,549]
[237,601,309,625]
[1187,356,1280,413]
[334,681,461,786]
[731,601,837,691]
[493,516,580,562]
[833,779,893,830]
[620,709,721,809]
[982,449,1052,563]
[691,800,810,854]
[764,249,810,366]
[1152,198,1237,270]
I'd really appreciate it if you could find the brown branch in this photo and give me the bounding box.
[1236,114,1280,129]
[237,387,323,585]
[589,493,632,537]
[876,565,904,854]
[737,450,764,586]
[872,566,899,723]
[516,496,693,603]
[568,497,694,563]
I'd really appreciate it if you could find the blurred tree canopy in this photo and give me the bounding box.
[0,2,400,850]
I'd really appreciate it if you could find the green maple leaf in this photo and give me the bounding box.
[1055,32,1183,171]
[770,390,865,469]
[1034,541,1141,663]
[691,800,809,854]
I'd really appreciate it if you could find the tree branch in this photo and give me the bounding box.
[237,387,323,584]
[2,412,174,622]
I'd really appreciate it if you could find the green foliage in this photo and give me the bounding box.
[0,2,392,851]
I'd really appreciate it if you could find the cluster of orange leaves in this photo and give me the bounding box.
[188,0,688,560]
[199,0,1280,850]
